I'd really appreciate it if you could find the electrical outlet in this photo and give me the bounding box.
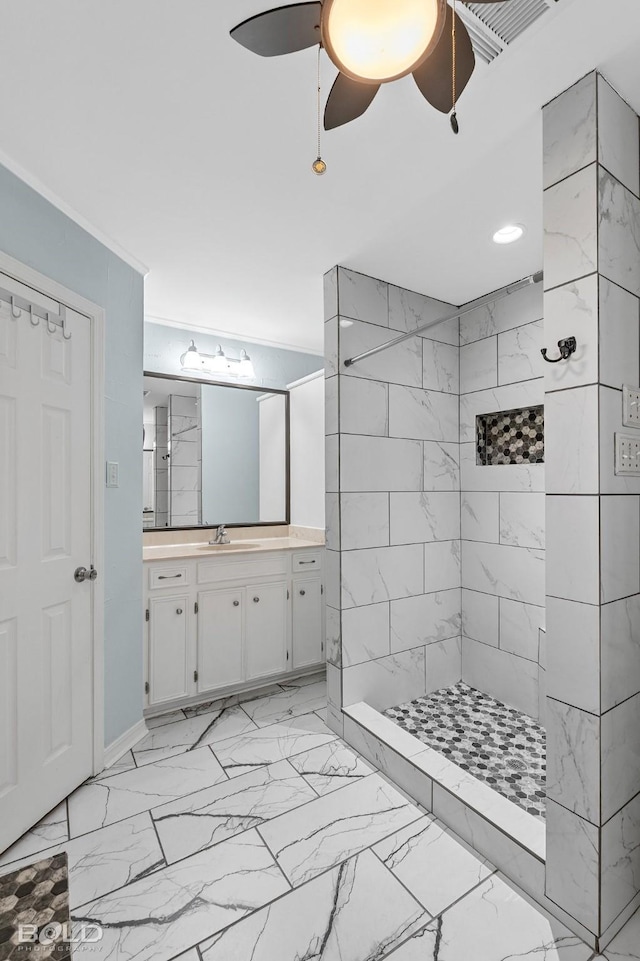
[622,385,640,428]
[615,433,640,475]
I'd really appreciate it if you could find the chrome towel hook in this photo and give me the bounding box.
[541,337,577,364]
[10,296,21,319]
[29,304,39,327]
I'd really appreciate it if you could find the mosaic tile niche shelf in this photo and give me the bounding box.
[476,405,544,466]
[384,683,546,820]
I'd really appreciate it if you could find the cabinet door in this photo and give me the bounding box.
[245,582,288,681]
[292,576,324,669]
[197,589,244,692]
[148,594,192,706]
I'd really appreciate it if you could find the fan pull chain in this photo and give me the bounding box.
[312,46,327,175]
[450,0,459,135]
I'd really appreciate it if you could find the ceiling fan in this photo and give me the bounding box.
[230,0,513,133]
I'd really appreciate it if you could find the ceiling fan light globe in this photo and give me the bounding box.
[322,0,445,83]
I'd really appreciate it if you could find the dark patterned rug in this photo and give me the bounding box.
[0,852,70,958]
[384,682,546,820]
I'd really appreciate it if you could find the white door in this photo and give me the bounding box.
[197,589,244,692]
[0,273,95,853]
[148,594,193,706]
[292,576,323,669]
[245,582,288,681]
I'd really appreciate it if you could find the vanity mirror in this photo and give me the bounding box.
[143,372,289,530]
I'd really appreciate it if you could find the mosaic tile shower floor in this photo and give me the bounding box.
[384,682,546,820]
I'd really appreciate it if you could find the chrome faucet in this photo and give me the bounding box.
[210,524,230,546]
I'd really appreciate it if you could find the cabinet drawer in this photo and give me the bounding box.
[292,551,323,572]
[149,566,191,590]
[198,555,288,585]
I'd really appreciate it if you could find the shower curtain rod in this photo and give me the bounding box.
[343,271,544,368]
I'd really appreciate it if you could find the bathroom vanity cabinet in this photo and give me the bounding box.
[143,545,324,711]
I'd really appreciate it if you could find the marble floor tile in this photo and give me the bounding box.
[152,760,317,863]
[288,739,375,795]
[70,830,289,961]
[259,773,422,886]
[282,671,326,689]
[89,751,137,782]
[146,710,187,730]
[241,679,327,727]
[384,874,592,961]
[0,801,68,867]
[132,706,257,766]
[200,849,427,961]
[211,713,337,777]
[181,684,283,719]
[68,748,226,837]
[605,908,640,959]
[0,812,164,910]
[372,815,495,916]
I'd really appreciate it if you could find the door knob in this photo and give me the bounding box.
[233,600,240,607]
[299,589,306,596]
[176,608,183,615]
[74,565,98,583]
[253,596,260,603]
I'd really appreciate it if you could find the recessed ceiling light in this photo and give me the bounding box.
[493,224,525,245]
[339,319,354,328]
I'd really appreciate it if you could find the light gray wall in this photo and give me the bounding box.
[0,162,145,748]
[144,321,320,390]
[201,385,260,524]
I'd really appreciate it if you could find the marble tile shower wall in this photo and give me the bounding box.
[542,71,640,945]
[155,406,169,528]
[324,267,462,735]
[169,394,202,527]
[459,282,545,721]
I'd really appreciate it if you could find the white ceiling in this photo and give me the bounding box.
[1,0,640,353]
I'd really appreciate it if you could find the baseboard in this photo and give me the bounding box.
[103,719,148,770]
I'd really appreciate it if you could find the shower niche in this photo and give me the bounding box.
[476,405,544,466]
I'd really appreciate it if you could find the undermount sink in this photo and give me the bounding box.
[198,542,262,551]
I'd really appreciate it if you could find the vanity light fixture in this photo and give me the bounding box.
[179,341,257,379]
[493,224,525,245]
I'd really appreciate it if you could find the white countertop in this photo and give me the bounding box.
[143,537,323,562]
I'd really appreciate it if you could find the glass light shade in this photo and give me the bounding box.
[209,346,228,374]
[181,340,202,370]
[237,350,255,378]
[322,0,443,83]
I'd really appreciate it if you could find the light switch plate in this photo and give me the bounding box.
[106,461,119,487]
[622,385,640,428]
[615,433,640,475]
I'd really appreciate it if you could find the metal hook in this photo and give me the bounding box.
[29,304,39,327]
[60,305,71,340]
[541,337,577,364]
[46,313,58,334]
[10,296,21,319]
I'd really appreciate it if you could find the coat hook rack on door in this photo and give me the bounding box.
[1,286,72,340]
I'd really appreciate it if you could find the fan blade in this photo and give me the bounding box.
[324,73,380,131]
[231,2,321,57]
[412,5,475,114]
